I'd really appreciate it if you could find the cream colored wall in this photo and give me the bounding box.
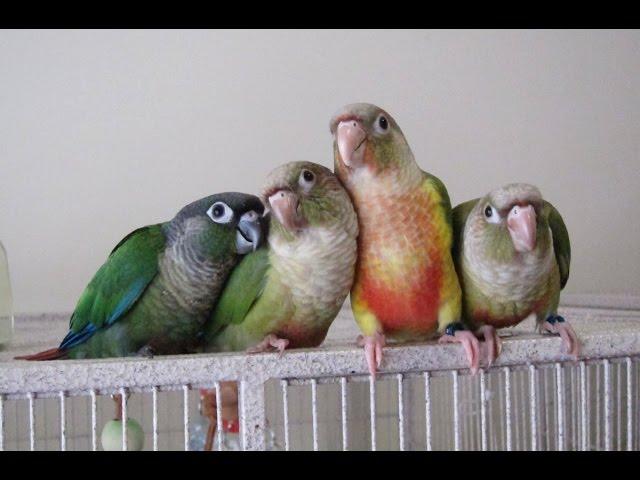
[1,29,639,314]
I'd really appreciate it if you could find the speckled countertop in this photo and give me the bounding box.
[2,304,640,364]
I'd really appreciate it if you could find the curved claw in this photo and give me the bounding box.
[543,318,581,358]
[246,334,290,357]
[439,330,480,375]
[476,325,503,367]
[357,332,386,378]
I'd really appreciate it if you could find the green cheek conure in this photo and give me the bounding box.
[452,183,578,365]
[202,161,358,354]
[17,193,265,360]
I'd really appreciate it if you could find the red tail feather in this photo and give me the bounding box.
[14,348,67,361]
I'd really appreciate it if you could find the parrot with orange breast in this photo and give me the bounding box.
[331,103,479,376]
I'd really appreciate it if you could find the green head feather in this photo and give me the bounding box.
[261,161,354,241]
[330,102,416,176]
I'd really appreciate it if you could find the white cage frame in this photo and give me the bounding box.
[1,300,639,451]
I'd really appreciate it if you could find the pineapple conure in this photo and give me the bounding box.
[331,103,480,377]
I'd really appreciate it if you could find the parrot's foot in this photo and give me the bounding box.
[543,315,580,358]
[356,332,386,378]
[134,345,155,358]
[439,323,480,375]
[476,325,503,367]
[246,334,290,357]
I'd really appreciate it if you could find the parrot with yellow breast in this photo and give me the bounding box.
[331,103,479,376]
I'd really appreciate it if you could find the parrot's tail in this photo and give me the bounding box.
[14,348,68,361]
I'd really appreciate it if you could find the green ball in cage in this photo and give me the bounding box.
[101,418,145,451]
[100,393,144,451]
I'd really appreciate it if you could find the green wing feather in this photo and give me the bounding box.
[423,171,454,227]
[451,199,479,256]
[204,247,270,341]
[544,201,571,289]
[63,224,165,348]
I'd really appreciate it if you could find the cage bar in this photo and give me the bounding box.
[369,376,376,451]
[280,380,290,451]
[340,377,348,451]
[311,378,319,451]
[397,374,405,451]
[28,392,35,451]
[528,365,537,451]
[424,371,432,451]
[151,386,158,451]
[580,362,587,451]
[479,370,487,451]
[182,385,189,451]
[0,394,4,451]
[504,367,512,451]
[627,358,633,451]
[452,370,460,451]
[59,391,66,451]
[214,382,223,451]
[90,389,97,451]
[120,387,127,451]
[603,360,611,451]
[555,363,565,451]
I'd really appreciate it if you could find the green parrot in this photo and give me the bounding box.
[17,193,265,360]
[452,183,578,364]
[202,161,359,354]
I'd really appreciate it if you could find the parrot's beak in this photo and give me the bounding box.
[507,204,537,253]
[236,210,262,254]
[268,189,308,233]
[336,120,367,168]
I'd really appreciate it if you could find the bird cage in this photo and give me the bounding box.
[0,302,638,451]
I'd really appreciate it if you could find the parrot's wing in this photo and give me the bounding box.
[422,172,453,227]
[544,201,571,289]
[205,247,271,340]
[60,224,165,350]
[451,199,479,255]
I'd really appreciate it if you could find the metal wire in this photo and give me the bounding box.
[120,387,127,451]
[627,358,633,451]
[182,385,189,451]
[280,380,290,451]
[0,394,4,451]
[452,370,460,451]
[152,386,158,451]
[59,391,66,451]
[28,392,35,451]
[604,360,612,451]
[369,375,376,451]
[480,370,487,451]
[504,367,512,451]
[424,371,432,451]
[90,389,97,451]
[215,382,224,451]
[529,365,537,451]
[311,378,319,451]
[340,377,348,451]
[397,374,405,451]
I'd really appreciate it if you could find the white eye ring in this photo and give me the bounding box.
[373,114,390,135]
[207,202,234,224]
[484,205,501,224]
[298,169,316,191]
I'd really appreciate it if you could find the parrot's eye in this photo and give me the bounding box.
[299,169,316,190]
[484,205,501,224]
[374,114,390,134]
[207,202,234,224]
